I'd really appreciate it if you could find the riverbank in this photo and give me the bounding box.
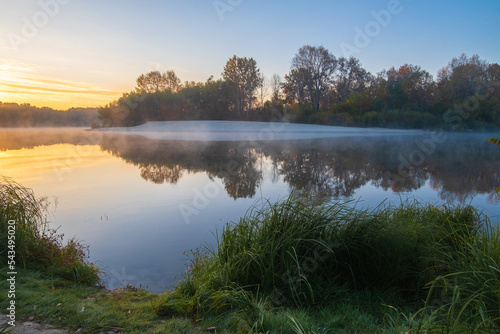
[0,267,163,333]
[0,265,412,333]
[96,120,424,141]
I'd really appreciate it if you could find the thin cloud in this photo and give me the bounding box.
[0,67,123,100]
[0,67,123,109]
[1,82,121,96]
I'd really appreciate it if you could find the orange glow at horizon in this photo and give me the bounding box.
[0,144,114,183]
[0,64,125,110]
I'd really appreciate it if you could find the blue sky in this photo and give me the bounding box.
[1,0,499,109]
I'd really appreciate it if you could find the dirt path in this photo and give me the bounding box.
[1,316,119,334]
[0,317,66,334]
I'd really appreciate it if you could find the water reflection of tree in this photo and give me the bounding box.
[4,129,499,203]
[425,139,500,204]
[279,150,370,199]
[216,166,260,199]
[139,164,184,184]
[279,136,500,202]
[100,136,263,199]
[205,146,262,199]
[97,133,500,203]
[277,138,433,199]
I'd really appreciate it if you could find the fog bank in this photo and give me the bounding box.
[97,121,423,141]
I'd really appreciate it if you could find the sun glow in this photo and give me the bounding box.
[0,62,123,110]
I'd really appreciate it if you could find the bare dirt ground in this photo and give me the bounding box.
[1,316,119,334]
[0,317,66,334]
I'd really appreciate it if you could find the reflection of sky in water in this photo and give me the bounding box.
[1,128,500,292]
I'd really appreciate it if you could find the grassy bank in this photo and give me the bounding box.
[2,178,500,333]
[160,196,499,333]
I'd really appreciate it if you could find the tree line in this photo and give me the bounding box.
[0,102,98,127]
[97,45,500,130]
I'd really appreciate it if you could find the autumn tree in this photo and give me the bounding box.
[198,79,235,120]
[257,73,268,107]
[136,70,182,93]
[288,45,337,109]
[222,55,262,116]
[136,71,168,93]
[385,64,434,110]
[487,63,500,100]
[282,68,309,105]
[165,70,182,92]
[332,56,370,103]
[270,74,282,103]
[438,54,489,105]
[366,72,390,110]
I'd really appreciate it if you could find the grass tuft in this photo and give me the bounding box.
[411,218,500,333]
[203,197,485,307]
[0,176,100,285]
[152,194,493,332]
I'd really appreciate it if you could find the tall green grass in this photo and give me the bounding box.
[214,197,354,306]
[0,176,99,284]
[155,195,493,332]
[407,218,500,333]
[210,197,483,306]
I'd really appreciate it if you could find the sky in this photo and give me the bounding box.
[0,0,499,110]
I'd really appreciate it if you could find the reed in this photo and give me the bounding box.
[0,176,99,284]
[410,218,500,333]
[208,197,483,306]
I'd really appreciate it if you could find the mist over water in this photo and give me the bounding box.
[97,121,423,142]
[1,127,500,292]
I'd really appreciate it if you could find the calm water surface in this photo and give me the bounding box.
[1,127,500,292]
